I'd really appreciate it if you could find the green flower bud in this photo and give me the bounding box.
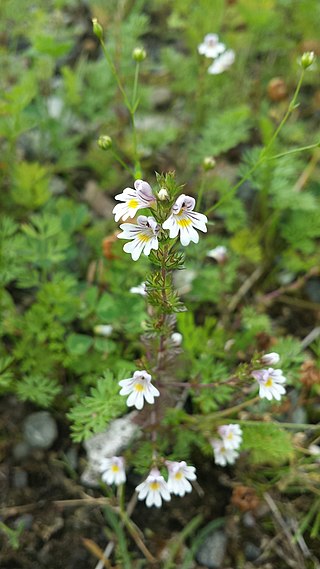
[202,156,216,171]
[300,51,315,69]
[98,135,112,150]
[92,18,103,41]
[132,47,147,62]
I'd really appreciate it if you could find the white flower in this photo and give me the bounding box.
[171,332,183,346]
[261,352,280,366]
[136,468,171,507]
[100,456,126,486]
[207,246,228,263]
[130,282,147,296]
[218,424,242,450]
[211,438,239,466]
[166,461,196,496]
[119,370,160,410]
[208,49,235,74]
[94,324,113,337]
[198,33,226,59]
[117,215,160,261]
[113,179,155,222]
[251,368,286,401]
[162,194,207,246]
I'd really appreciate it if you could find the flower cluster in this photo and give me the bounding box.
[251,353,287,401]
[113,179,208,260]
[136,461,196,507]
[100,459,197,508]
[198,33,235,74]
[211,424,243,467]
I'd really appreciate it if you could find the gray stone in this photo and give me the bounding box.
[244,542,261,561]
[12,469,28,489]
[305,278,320,303]
[12,441,31,461]
[81,413,140,487]
[196,530,227,569]
[23,411,58,449]
[291,406,307,424]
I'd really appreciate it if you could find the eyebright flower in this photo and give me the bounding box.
[117,215,160,261]
[261,352,280,366]
[208,49,235,75]
[198,33,226,59]
[207,245,228,263]
[218,424,242,450]
[113,179,155,222]
[162,194,207,246]
[130,282,147,296]
[119,370,160,410]
[251,368,286,401]
[136,468,171,508]
[100,456,126,486]
[211,438,239,467]
[166,461,196,496]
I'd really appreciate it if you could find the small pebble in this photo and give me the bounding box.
[196,530,227,569]
[23,411,58,449]
[12,468,28,489]
[12,441,31,461]
[244,542,261,561]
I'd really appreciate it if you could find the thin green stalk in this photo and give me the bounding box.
[110,149,135,176]
[205,70,306,216]
[267,141,319,160]
[99,37,142,177]
[131,62,140,110]
[196,177,205,210]
[99,39,131,111]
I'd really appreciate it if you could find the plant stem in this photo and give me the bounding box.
[205,70,306,216]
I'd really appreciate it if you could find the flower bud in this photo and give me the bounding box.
[202,156,216,171]
[94,324,113,337]
[207,245,228,263]
[261,352,280,365]
[300,51,315,69]
[157,188,169,201]
[92,18,103,41]
[98,135,112,150]
[171,332,183,346]
[132,47,146,62]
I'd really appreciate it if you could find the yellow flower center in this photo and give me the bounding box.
[111,464,120,472]
[174,471,183,480]
[227,433,233,440]
[150,481,160,490]
[134,382,145,392]
[138,233,150,243]
[177,217,192,228]
[128,199,139,209]
[265,377,273,387]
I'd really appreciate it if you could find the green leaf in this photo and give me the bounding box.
[67,372,127,442]
[66,334,93,356]
[230,228,262,262]
[32,35,73,57]
[242,423,294,465]
[12,161,50,209]
[191,105,252,161]
[16,375,61,407]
